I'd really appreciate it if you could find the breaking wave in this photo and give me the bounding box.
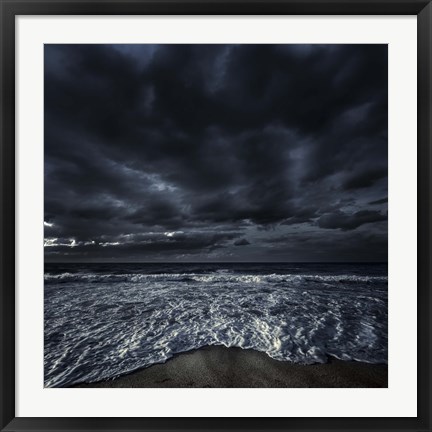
[44,271,387,285]
[44,263,388,387]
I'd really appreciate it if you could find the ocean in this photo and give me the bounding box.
[44,262,388,387]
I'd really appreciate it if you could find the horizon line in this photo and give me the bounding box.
[44,261,388,264]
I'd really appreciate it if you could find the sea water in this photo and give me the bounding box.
[44,262,387,387]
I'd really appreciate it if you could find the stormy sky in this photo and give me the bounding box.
[44,44,388,262]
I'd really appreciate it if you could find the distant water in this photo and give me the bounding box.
[44,262,388,387]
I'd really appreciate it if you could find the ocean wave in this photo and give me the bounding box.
[44,271,387,285]
[44,267,388,387]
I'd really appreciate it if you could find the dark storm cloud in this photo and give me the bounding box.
[44,44,387,262]
[44,230,240,260]
[343,167,387,190]
[369,197,388,205]
[281,207,319,226]
[317,210,387,231]
[234,239,250,246]
[262,227,388,262]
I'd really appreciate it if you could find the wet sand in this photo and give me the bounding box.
[75,345,388,388]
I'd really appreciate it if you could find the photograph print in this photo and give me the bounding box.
[44,44,388,388]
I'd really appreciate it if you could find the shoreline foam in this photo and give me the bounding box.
[73,345,388,388]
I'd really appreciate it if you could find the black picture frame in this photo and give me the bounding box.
[1,1,430,431]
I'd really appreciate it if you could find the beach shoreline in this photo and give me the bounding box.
[73,345,388,388]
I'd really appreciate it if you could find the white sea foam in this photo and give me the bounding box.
[44,268,388,387]
[44,272,387,284]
